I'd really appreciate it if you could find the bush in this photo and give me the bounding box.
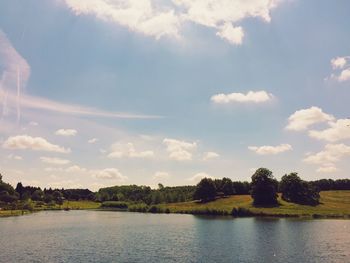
[23,202,34,211]
[128,203,149,212]
[231,207,254,217]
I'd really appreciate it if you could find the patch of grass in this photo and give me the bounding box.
[0,210,30,217]
[158,191,350,218]
[62,201,101,210]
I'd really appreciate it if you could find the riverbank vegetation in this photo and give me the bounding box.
[1,169,350,218]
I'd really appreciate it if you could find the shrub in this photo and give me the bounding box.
[101,201,128,209]
[231,207,254,217]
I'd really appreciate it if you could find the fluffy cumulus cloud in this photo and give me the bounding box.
[211,91,273,104]
[2,135,70,153]
[331,57,347,69]
[55,129,77,137]
[309,119,350,142]
[92,168,127,181]
[108,142,154,158]
[248,143,292,155]
[216,23,244,45]
[303,144,350,166]
[163,138,197,161]
[62,0,284,45]
[40,157,71,165]
[286,106,335,131]
[187,172,215,183]
[328,56,350,82]
[153,171,170,180]
[203,151,220,160]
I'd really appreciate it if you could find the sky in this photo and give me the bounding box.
[0,0,349,190]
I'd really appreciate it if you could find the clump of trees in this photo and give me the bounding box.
[193,177,251,202]
[0,173,96,211]
[280,173,320,206]
[97,184,196,204]
[0,174,19,203]
[194,178,217,202]
[250,168,278,206]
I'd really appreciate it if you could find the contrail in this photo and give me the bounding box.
[17,66,21,123]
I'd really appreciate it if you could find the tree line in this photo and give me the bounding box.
[1,170,350,210]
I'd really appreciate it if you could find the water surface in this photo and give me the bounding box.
[0,211,349,263]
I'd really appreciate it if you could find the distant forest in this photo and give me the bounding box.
[1,170,350,209]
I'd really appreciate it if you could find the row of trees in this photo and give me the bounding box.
[1,170,350,208]
[97,184,196,204]
[194,168,321,206]
[0,174,94,207]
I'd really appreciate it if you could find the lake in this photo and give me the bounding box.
[0,211,349,263]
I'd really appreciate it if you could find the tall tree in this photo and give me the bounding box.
[194,178,216,202]
[251,168,278,206]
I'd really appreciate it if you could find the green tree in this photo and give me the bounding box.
[251,168,278,206]
[221,177,235,196]
[194,178,216,202]
[280,173,320,205]
[31,189,44,201]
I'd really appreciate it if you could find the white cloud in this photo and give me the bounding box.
[2,135,70,153]
[338,68,350,82]
[316,166,338,173]
[88,138,99,144]
[303,144,350,166]
[248,143,292,155]
[331,57,347,69]
[4,90,161,120]
[187,172,215,183]
[153,171,170,180]
[163,138,197,161]
[55,129,77,137]
[211,91,273,104]
[65,165,87,173]
[328,56,350,82]
[63,0,181,39]
[216,23,243,45]
[62,0,284,45]
[108,142,154,159]
[286,106,335,131]
[92,168,127,181]
[40,157,71,165]
[309,119,350,142]
[203,151,220,160]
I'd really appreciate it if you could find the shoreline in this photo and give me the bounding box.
[2,191,350,219]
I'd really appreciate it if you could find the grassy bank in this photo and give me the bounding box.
[2,191,350,218]
[0,201,101,217]
[157,191,350,218]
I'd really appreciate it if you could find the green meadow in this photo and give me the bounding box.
[1,191,350,218]
[159,191,350,218]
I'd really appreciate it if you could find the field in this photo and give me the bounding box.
[159,191,350,218]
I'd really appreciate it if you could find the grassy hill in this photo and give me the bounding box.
[159,191,350,218]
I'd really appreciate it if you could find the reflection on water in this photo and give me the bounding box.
[0,211,349,263]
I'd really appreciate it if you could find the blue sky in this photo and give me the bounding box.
[0,0,349,190]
